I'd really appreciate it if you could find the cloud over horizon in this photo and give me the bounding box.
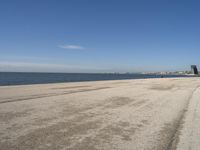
[0,61,104,73]
[58,44,84,50]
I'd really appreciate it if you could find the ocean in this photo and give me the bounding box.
[0,72,189,86]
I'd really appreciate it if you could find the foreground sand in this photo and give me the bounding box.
[0,78,200,150]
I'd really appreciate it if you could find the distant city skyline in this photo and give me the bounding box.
[0,0,200,73]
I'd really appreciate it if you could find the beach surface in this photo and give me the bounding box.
[0,78,200,150]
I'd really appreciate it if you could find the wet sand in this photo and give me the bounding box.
[0,78,200,150]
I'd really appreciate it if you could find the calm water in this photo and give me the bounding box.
[0,72,189,86]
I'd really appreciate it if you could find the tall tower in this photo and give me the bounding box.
[191,65,198,75]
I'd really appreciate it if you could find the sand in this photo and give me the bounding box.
[0,77,200,150]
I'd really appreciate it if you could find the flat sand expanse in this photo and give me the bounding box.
[0,78,200,150]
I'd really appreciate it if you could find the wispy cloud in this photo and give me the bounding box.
[58,44,84,50]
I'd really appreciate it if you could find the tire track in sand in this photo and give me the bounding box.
[166,86,200,150]
[0,87,111,104]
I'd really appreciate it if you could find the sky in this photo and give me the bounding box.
[0,0,200,73]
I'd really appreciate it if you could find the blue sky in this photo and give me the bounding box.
[0,0,200,73]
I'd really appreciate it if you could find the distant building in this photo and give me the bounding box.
[191,65,198,75]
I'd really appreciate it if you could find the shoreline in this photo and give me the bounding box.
[0,75,194,87]
[0,72,192,86]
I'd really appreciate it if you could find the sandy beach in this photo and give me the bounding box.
[0,77,200,150]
